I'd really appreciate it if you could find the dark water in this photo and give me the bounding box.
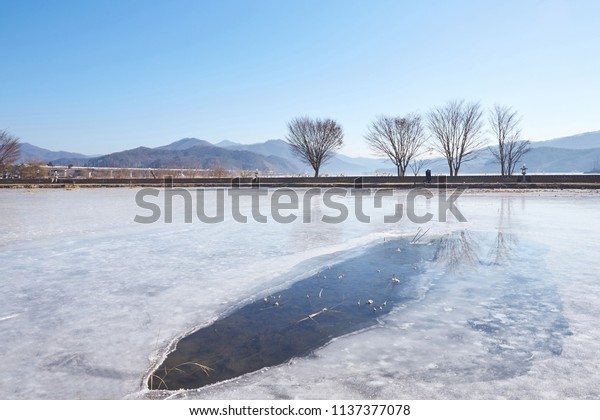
[148,238,435,390]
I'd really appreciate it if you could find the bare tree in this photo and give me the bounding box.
[427,100,485,176]
[286,116,343,177]
[364,114,426,176]
[506,140,531,176]
[488,105,530,176]
[207,163,228,178]
[408,158,425,176]
[0,130,21,166]
[409,156,435,176]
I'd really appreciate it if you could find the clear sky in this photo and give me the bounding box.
[1,0,599,156]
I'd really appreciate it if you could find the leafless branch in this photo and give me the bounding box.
[427,100,485,176]
[364,114,426,176]
[286,116,343,177]
[488,104,530,176]
[0,130,21,166]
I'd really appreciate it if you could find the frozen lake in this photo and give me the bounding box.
[1,187,600,399]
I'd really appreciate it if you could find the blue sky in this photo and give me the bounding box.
[1,0,599,156]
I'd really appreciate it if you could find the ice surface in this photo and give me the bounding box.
[1,188,600,399]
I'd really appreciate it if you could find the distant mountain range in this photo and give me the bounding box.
[16,130,600,175]
[530,131,600,150]
[85,141,298,173]
[19,143,92,165]
[424,146,600,174]
[216,139,392,174]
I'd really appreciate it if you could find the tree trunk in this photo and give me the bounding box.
[397,165,401,177]
[314,167,319,177]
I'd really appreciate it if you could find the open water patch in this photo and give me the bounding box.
[147,237,434,390]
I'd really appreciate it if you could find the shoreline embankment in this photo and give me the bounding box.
[2,174,600,189]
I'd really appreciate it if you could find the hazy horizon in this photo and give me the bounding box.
[18,129,600,159]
